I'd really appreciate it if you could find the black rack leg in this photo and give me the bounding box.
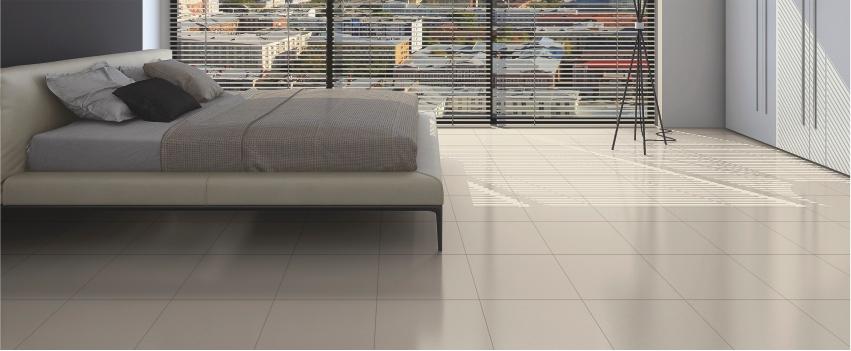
[612,41,639,151]
[434,206,443,252]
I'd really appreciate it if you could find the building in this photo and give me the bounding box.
[176,30,311,76]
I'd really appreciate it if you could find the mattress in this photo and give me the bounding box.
[26,93,245,171]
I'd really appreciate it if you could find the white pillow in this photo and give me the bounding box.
[46,62,136,122]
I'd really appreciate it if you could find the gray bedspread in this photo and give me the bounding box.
[161,88,420,172]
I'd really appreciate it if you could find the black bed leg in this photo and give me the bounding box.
[434,206,443,252]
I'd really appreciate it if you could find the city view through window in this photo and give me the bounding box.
[172,0,655,124]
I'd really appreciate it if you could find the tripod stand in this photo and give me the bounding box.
[611,0,672,155]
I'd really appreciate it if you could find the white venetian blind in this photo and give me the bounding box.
[171,0,328,90]
[171,0,655,124]
[494,0,655,123]
[332,0,492,122]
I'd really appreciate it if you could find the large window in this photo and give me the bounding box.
[171,0,655,124]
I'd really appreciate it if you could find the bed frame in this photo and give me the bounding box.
[0,50,445,251]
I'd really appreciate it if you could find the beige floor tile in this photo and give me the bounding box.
[482,300,610,349]
[123,221,229,253]
[664,206,754,221]
[522,205,605,222]
[375,300,492,349]
[478,134,531,146]
[536,222,636,254]
[439,134,483,146]
[175,255,289,299]
[792,300,851,345]
[209,222,302,254]
[443,175,513,196]
[257,300,376,349]
[818,255,850,274]
[736,206,830,221]
[594,206,680,221]
[644,255,782,299]
[467,255,578,299]
[0,300,64,349]
[733,255,850,299]
[2,255,113,299]
[296,222,381,253]
[378,254,477,299]
[610,221,721,254]
[138,300,271,349]
[1,222,73,254]
[75,255,201,299]
[20,300,166,349]
[380,221,463,254]
[277,255,378,299]
[449,196,530,222]
[1,254,29,274]
[35,222,151,254]
[458,222,550,254]
[691,300,846,349]
[586,300,729,349]
[761,221,850,254]
[557,255,679,299]
[688,221,808,254]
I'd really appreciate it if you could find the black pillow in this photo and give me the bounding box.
[113,78,201,122]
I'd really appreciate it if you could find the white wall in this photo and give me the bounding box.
[658,0,726,128]
[142,0,169,49]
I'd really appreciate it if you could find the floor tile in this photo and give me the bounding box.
[687,221,808,254]
[123,221,228,253]
[761,221,850,254]
[256,300,376,349]
[75,255,201,299]
[557,255,679,299]
[458,222,550,254]
[176,255,289,299]
[818,255,850,274]
[277,255,378,299]
[1,254,29,273]
[443,175,513,196]
[791,300,851,345]
[467,255,578,299]
[230,210,311,222]
[378,255,477,299]
[375,300,492,349]
[296,222,380,253]
[35,222,151,254]
[449,196,530,222]
[522,205,605,222]
[380,221,463,254]
[733,255,850,299]
[536,222,636,254]
[586,300,729,349]
[594,206,680,221]
[138,300,271,349]
[305,210,383,222]
[209,222,302,254]
[0,222,63,254]
[643,255,782,299]
[20,300,166,349]
[691,300,846,349]
[155,210,236,222]
[609,221,721,254]
[482,300,610,349]
[0,300,64,349]
[2,255,113,299]
[664,206,754,221]
[736,205,829,221]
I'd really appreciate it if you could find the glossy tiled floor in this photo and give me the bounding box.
[1,128,849,349]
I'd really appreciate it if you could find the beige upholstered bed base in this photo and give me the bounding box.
[0,50,444,249]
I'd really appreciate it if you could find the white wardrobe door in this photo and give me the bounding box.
[776,0,810,159]
[815,0,850,174]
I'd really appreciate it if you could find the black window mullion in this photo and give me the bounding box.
[326,0,334,89]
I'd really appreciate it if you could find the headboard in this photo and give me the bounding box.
[0,49,172,181]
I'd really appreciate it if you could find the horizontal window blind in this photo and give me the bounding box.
[171,0,655,124]
[171,0,328,89]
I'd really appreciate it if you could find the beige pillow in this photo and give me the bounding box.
[143,60,223,102]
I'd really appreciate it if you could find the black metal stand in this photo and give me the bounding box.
[611,0,673,155]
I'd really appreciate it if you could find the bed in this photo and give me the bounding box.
[1,49,445,250]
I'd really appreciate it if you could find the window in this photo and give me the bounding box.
[171,0,655,124]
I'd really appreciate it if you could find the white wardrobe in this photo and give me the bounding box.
[726,0,849,175]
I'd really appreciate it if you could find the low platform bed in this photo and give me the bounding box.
[0,49,444,251]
